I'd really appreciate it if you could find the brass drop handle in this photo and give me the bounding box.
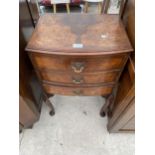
[72,77,84,84]
[73,89,83,95]
[71,62,85,73]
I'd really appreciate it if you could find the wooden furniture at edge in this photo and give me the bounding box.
[19,0,42,132]
[107,0,135,133]
[26,13,133,117]
[19,25,41,130]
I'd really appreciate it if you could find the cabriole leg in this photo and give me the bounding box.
[42,93,55,116]
[100,94,114,117]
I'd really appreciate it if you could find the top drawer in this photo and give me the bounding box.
[29,53,128,73]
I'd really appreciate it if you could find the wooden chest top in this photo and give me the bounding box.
[26,13,133,55]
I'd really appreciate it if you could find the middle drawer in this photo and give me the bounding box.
[39,70,120,85]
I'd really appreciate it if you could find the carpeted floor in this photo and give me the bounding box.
[20,95,134,155]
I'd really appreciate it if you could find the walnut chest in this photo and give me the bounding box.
[26,14,132,112]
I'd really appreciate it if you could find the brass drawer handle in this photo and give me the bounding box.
[72,77,84,84]
[71,62,85,73]
[73,89,83,95]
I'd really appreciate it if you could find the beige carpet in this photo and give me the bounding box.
[20,95,134,155]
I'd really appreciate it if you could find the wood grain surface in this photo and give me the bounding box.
[26,13,133,55]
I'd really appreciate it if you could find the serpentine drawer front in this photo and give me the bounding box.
[26,13,133,116]
[42,84,114,96]
[37,70,120,85]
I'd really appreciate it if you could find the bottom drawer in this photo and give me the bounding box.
[43,84,113,96]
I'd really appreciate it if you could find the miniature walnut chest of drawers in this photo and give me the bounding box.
[26,13,133,115]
